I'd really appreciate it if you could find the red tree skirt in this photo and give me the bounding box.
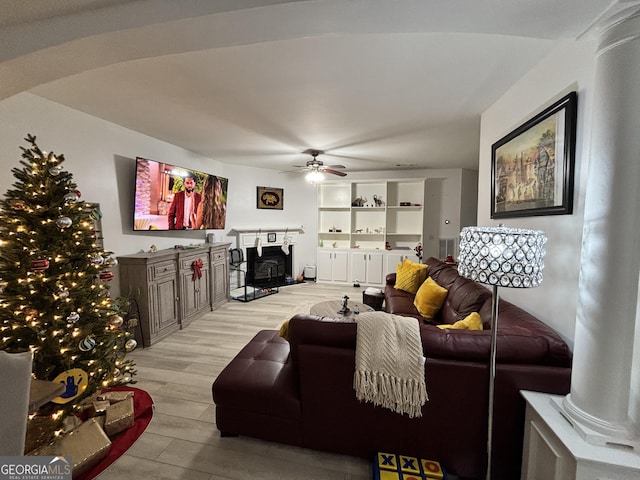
[77,386,154,480]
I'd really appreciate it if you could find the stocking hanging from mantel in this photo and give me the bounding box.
[282,228,290,255]
[255,229,262,257]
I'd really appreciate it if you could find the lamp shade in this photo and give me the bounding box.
[458,226,547,288]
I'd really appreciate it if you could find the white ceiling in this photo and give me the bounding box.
[0,0,623,173]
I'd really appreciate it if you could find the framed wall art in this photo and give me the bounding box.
[256,186,284,210]
[491,91,577,218]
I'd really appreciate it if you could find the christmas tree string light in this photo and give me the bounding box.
[0,134,136,440]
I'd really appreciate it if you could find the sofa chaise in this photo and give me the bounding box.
[212,257,572,479]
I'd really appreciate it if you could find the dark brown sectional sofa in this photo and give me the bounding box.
[212,257,572,479]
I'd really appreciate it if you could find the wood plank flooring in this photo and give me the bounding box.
[97,282,374,480]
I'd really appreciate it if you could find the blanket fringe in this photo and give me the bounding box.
[354,370,427,418]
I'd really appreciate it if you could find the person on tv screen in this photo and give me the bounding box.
[194,175,227,230]
[168,174,201,229]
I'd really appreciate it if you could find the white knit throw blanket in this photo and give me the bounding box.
[353,312,428,418]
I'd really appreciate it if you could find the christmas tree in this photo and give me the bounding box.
[0,134,136,428]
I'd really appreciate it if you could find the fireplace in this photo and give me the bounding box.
[245,246,293,287]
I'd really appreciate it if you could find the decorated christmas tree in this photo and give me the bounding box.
[0,134,136,429]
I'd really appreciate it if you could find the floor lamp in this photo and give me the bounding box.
[457,226,547,480]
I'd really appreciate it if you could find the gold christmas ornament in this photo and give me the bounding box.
[109,315,124,328]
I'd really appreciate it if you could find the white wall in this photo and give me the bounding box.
[0,92,319,293]
[478,40,597,346]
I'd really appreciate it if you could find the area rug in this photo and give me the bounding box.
[77,386,154,480]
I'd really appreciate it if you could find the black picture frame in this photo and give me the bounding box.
[267,232,276,242]
[256,186,283,210]
[491,91,577,218]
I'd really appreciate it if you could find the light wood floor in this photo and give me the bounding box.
[97,282,375,480]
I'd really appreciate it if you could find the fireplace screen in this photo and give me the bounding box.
[245,246,293,287]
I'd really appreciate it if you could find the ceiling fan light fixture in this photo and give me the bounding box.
[306,170,324,183]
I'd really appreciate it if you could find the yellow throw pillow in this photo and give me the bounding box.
[394,259,428,294]
[413,277,448,319]
[278,319,290,341]
[437,312,483,330]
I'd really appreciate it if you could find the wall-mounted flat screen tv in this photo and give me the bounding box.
[133,157,228,231]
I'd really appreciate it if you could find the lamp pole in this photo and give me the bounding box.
[486,284,499,480]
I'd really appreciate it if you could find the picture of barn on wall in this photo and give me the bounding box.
[491,91,577,218]
[256,186,284,210]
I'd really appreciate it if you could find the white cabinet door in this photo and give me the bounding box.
[332,251,349,283]
[351,252,367,284]
[351,251,384,285]
[385,252,411,276]
[366,252,384,284]
[317,250,334,282]
[318,250,349,283]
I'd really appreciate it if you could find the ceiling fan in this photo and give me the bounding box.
[297,149,347,182]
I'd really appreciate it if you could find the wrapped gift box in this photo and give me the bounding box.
[104,396,134,437]
[98,390,134,404]
[24,415,58,453]
[29,418,111,477]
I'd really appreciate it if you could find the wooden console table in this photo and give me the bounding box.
[118,243,230,346]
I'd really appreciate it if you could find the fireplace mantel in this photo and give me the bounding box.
[229,227,304,234]
[229,227,304,248]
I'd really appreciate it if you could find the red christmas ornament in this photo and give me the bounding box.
[31,259,50,271]
[99,271,114,282]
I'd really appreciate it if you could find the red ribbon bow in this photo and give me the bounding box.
[192,259,204,280]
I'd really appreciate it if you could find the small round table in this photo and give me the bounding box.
[310,299,374,320]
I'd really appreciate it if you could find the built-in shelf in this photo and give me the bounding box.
[316,179,428,285]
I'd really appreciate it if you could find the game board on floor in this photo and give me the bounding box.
[373,452,446,480]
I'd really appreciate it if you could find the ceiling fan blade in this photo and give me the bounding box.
[326,164,345,169]
[324,168,347,177]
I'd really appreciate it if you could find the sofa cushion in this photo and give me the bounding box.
[212,330,301,420]
[384,283,425,321]
[414,277,448,318]
[421,326,551,364]
[394,259,428,294]
[440,276,492,325]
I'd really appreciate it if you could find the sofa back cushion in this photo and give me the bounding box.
[441,277,492,326]
[287,311,572,368]
[425,258,492,326]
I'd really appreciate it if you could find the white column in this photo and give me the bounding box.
[561,7,640,449]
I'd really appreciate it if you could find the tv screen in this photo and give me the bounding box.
[133,157,228,231]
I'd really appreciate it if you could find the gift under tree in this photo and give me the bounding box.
[0,134,136,437]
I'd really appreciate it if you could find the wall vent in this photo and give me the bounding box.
[438,238,458,260]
